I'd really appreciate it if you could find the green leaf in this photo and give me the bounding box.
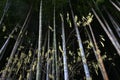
[49,26,54,31]
[67,13,72,28]
[100,41,104,47]
[9,34,14,38]
[49,74,54,79]
[4,36,8,39]
[28,50,32,57]
[74,15,78,22]
[2,26,6,32]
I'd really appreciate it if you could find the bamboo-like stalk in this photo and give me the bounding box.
[52,50,55,80]
[52,18,55,80]
[0,25,18,60]
[0,0,10,27]
[60,14,69,80]
[103,6,120,38]
[0,38,9,60]
[7,36,24,78]
[92,0,120,53]
[27,57,35,80]
[109,0,120,12]
[85,27,108,79]
[1,6,32,79]
[93,0,120,53]
[36,0,42,80]
[88,24,109,80]
[28,43,38,80]
[46,29,50,80]
[68,0,91,79]
[52,3,58,80]
[84,27,96,56]
[92,8,120,55]
[41,33,48,80]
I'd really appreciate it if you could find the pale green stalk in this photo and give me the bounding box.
[36,0,42,80]
[92,8,120,55]
[109,0,120,12]
[0,0,10,27]
[1,6,32,79]
[68,0,91,79]
[0,25,18,60]
[103,6,120,38]
[88,24,109,80]
[60,14,69,80]
[52,3,58,80]
[46,29,50,80]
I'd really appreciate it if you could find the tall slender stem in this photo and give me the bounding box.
[52,3,58,80]
[103,6,120,38]
[0,0,10,27]
[109,0,120,12]
[0,25,18,60]
[92,8,120,55]
[1,6,32,79]
[36,0,42,80]
[88,24,109,80]
[60,14,69,80]
[68,0,91,79]
[46,29,50,80]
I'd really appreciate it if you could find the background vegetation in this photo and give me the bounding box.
[0,0,120,80]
